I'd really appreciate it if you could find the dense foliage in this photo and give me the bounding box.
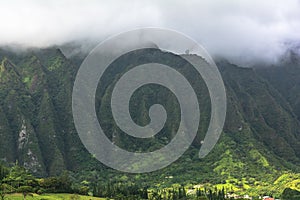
[1,46,300,198]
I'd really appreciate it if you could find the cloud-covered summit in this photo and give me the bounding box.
[1,0,300,64]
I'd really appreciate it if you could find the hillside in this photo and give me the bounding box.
[1,46,300,195]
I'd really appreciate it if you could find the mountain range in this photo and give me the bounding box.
[1,44,300,194]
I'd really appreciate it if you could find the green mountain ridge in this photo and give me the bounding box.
[0,46,300,193]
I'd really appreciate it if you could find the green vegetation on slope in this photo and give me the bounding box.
[1,47,300,198]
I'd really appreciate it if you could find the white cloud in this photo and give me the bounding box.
[1,0,300,64]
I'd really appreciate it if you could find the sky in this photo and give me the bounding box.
[1,0,300,64]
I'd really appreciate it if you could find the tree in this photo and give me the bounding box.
[17,186,33,200]
[0,165,11,200]
[0,184,7,200]
[281,188,300,200]
[59,171,72,193]
[3,164,34,189]
[140,187,148,199]
[0,165,8,181]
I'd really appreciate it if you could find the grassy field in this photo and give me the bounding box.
[5,193,108,200]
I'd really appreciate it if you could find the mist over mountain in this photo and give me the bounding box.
[1,0,300,66]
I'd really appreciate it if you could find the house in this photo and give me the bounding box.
[263,196,274,200]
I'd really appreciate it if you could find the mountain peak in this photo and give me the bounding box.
[280,41,300,65]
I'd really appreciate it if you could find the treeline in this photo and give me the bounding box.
[92,182,226,200]
[92,182,148,199]
[0,163,232,200]
[0,163,227,200]
[147,187,225,200]
[2,163,300,200]
[0,163,87,199]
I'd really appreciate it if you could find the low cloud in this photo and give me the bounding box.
[1,0,300,64]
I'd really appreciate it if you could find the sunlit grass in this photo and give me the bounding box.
[6,193,107,200]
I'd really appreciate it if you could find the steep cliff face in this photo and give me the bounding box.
[0,49,85,177]
[0,46,300,181]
